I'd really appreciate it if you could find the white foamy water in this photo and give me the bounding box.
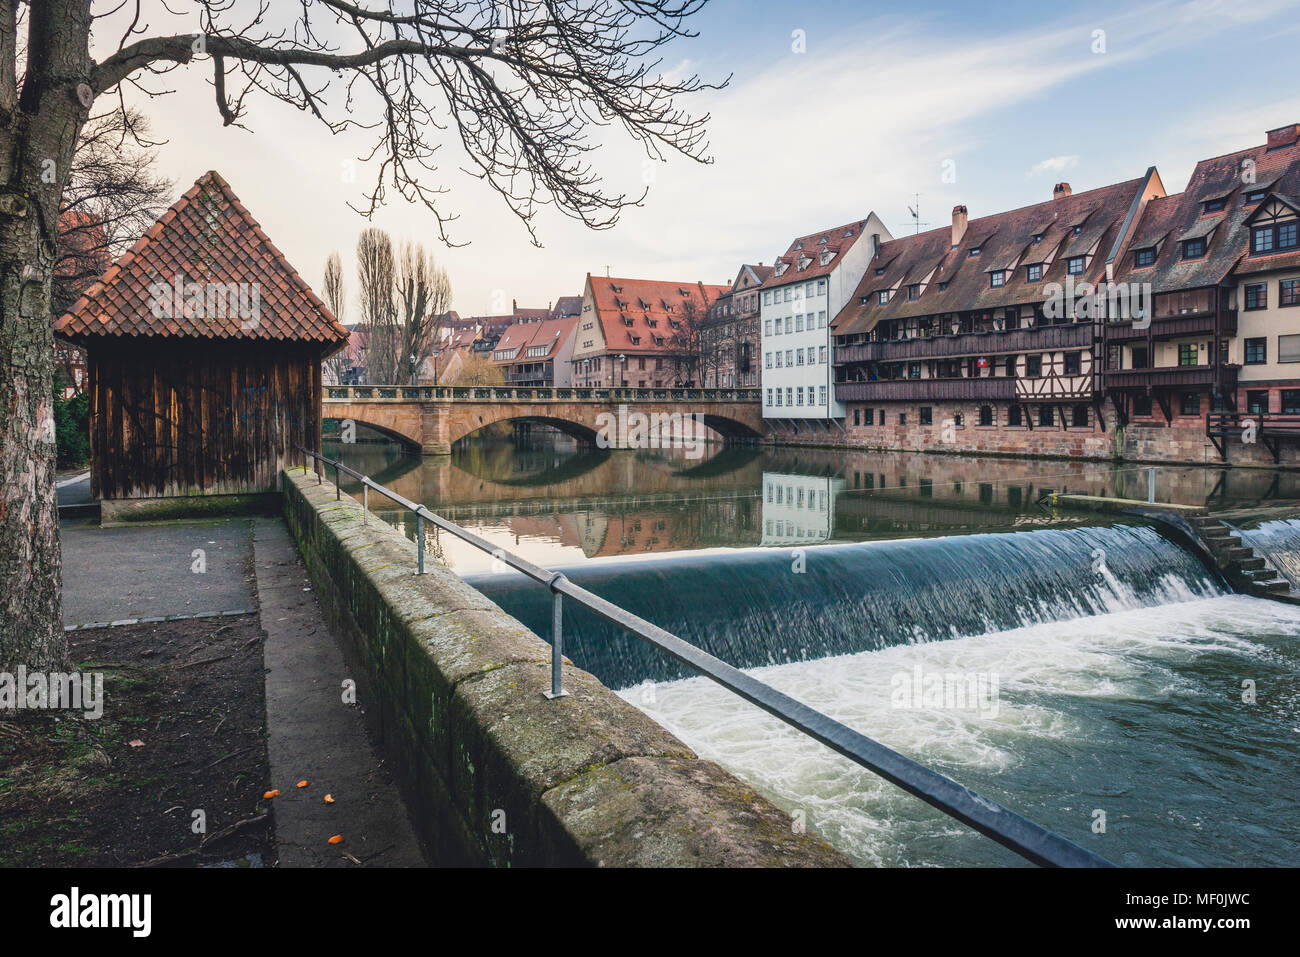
[620,595,1300,867]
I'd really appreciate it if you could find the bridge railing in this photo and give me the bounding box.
[293,443,1113,870]
[324,384,762,403]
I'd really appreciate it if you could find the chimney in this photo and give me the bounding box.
[1053,182,1072,200]
[951,205,968,248]
[1267,124,1300,152]
[872,232,882,255]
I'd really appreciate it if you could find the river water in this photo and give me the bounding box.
[325,431,1300,866]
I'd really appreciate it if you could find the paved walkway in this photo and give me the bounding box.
[59,513,427,867]
[60,517,256,628]
[253,518,426,867]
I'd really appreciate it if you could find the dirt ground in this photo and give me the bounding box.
[0,615,274,867]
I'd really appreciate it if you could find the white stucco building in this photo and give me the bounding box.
[760,213,892,425]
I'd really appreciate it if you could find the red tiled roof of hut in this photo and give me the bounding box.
[55,170,348,345]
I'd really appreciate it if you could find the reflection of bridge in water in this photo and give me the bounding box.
[324,434,1300,561]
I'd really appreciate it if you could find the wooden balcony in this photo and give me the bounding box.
[1102,309,1236,343]
[834,322,1092,365]
[835,377,1018,403]
[1100,363,1240,391]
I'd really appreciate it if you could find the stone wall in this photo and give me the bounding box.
[280,467,847,867]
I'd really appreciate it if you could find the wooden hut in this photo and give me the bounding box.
[54,170,349,522]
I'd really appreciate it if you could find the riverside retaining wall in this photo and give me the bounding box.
[280,466,847,867]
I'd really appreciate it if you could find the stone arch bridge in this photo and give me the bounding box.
[323,385,766,454]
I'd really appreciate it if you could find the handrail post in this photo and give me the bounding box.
[335,462,341,500]
[543,573,569,699]
[1148,466,1156,504]
[362,482,368,525]
[416,511,425,574]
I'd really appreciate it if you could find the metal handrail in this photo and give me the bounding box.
[293,444,1113,869]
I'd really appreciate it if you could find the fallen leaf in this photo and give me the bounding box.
[323,794,335,804]
[328,834,343,845]
[128,739,145,748]
[297,780,309,788]
[263,789,280,799]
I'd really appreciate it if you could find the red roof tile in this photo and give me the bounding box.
[587,275,728,354]
[55,170,349,346]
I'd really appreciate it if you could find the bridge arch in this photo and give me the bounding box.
[323,406,424,452]
[453,414,600,449]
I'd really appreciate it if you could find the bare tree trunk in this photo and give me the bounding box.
[0,0,93,670]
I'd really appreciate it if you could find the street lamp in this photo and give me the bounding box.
[409,352,417,386]
[617,353,626,388]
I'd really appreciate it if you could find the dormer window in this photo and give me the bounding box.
[1252,221,1299,254]
[1067,256,1085,275]
[819,236,828,245]
[1246,190,1267,205]
[1073,225,1082,235]
[907,284,921,300]
[877,290,889,305]
[1182,237,1207,260]
[1203,198,1227,214]
[990,270,1006,288]
[1026,263,1043,282]
[797,255,811,270]
[1033,233,1044,244]
[968,247,981,257]
[937,281,949,291]
[844,227,854,238]
[875,267,886,276]
[1134,247,1157,268]
[819,249,834,266]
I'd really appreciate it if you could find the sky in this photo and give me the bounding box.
[88,0,1300,319]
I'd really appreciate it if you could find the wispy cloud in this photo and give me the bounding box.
[1027,156,1080,179]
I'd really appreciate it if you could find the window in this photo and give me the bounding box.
[1182,237,1207,259]
[817,279,827,295]
[1246,190,1267,205]
[819,386,827,406]
[1203,198,1227,214]
[1008,404,1023,427]
[1245,338,1267,364]
[978,405,993,426]
[774,352,782,368]
[819,345,827,363]
[898,412,907,425]
[1245,283,1268,310]
[865,408,874,425]
[796,387,804,407]
[785,349,793,365]
[990,271,1006,288]
[1039,405,1054,427]
[908,362,921,379]
[764,291,772,305]
[1064,352,1081,375]
[766,388,773,406]
[1283,390,1300,414]
[795,314,804,332]
[1281,279,1300,307]
[1066,256,1085,275]
[878,290,889,305]
[1180,393,1200,416]
[765,352,772,368]
[953,412,964,427]
[919,407,933,425]
[1071,404,1089,428]
[1026,355,1042,377]
[1247,390,1269,415]
[785,387,792,406]
[1279,334,1300,363]
[784,288,792,302]
[854,408,861,426]
[1252,222,1299,255]
[805,282,814,297]
[818,311,827,328]
[908,284,921,300]
[1134,247,1156,268]
[774,389,782,407]
[1026,263,1042,282]
[1134,395,1152,417]
[796,349,804,366]
[785,317,792,334]
[968,247,981,257]
[1178,343,1198,366]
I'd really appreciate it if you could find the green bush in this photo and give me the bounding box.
[53,374,90,469]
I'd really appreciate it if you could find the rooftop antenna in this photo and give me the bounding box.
[907,194,930,235]
[605,265,610,277]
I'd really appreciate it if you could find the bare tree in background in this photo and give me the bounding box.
[396,240,452,384]
[320,251,349,384]
[450,352,505,387]
[54,107,171,316]
[0,0,723,670]
[355,227,397,384]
